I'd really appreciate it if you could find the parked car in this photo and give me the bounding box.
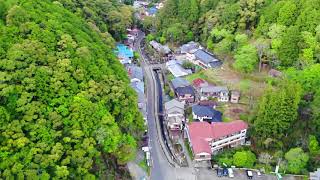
[246,170,253,179]
[216,168,223,177]
[223,168,228,176]
[228,168,234,178]
[257,171,261,176]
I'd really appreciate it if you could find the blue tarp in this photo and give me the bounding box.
[115,44,134,59]
[148,7,158,15]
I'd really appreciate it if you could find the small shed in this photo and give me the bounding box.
[230,90,240,104]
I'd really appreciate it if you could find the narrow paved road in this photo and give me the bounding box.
[134,31,196,180]
[134,32,175,180]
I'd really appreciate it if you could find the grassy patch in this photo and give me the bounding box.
[184,139,194,160]
[185,70,223,85]
[215,104,226,113]
[187,113,193,122]
[185,71,207,82]
[222,116,232,122]
[167,73,175,81]
[185,106,193,122]
[138,157,150,175]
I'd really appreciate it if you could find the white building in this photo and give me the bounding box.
[165,99,185,130]
[166,60,192,77]
[200,86,229,102]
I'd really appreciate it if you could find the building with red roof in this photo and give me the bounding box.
[185,120,248,161]
[192,78,208,88]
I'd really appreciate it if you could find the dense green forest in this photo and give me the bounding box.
[143,0,320,174]
[0,0,144,178]
[56,0,134,40]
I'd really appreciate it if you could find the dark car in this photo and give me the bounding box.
[222,168,228,176]
[216,168,223,177]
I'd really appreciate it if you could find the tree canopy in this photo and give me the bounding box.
[151,0,320,70]
[0,0,144,179]
[253,81,302,140]
[232,150,257,168]
[285,148,309,174]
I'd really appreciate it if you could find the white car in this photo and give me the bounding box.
[246,170,253,179]
[228,168,234,178]
[257,171,261,176]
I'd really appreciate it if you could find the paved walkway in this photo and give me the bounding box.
[127,162,148,180]
[179,139,193,167]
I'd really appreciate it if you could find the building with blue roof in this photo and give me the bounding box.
[114,44,134,64]
[171,77,190,89]
[194,49,222,69]
[192,105,222,123]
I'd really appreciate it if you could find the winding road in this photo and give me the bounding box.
[134,31,196,180]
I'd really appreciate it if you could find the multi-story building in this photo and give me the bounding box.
[175,86,195,103]
[165,99,185,130]
[185,120,248,161]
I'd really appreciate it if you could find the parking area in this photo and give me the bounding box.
[197,168,277,180]
[196,168,305,180]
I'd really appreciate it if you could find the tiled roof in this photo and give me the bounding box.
[198,100,218,107]
[188,120,248,154]
[131,81,144,94]
[192,138,212,154]
[192,105,222,122]
[166,60,192,77]
[192,78,208,88]
[171,77,190,89]
[210,121,248,139]
[201,86,228,93]
[180,41,199,54]
[175,86,195,96]
[194,49,219,64]
[165,99,184,111]
[128,65,143,81]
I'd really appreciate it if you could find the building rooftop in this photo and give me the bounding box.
[201,86,228,93]
[165,99,185,111]
[166,60,192,77]
[192,78,209,88]
[194,49,219,64]
[128,65,143,81]
[150,40,171,54]
[180,41,199,54]
[175,86,195,96]
[171,77,190,89]
[231,90,240,97]
[115,44,134,59]
[198,100,218,107]
[192,105,222,122]
[187,120,248,154]
[131,81,144,94]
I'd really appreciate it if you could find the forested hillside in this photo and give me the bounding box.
[0,0,144,178]
[56,0,134,40]
[149,0,320,70]
[145,0,320,173]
